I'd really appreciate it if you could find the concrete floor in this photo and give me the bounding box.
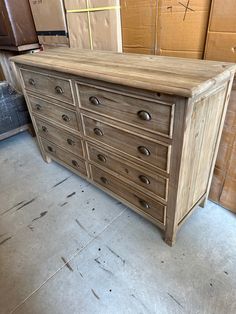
[0,132,235,314]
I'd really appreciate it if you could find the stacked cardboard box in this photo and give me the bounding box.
[121,0,157,55]
[205,0,236,213]
[121,0,211,59]
[29,0,69,48]
[157,0,211,59]
[65,0,122,51]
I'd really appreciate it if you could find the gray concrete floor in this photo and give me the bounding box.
[0,132,235,314]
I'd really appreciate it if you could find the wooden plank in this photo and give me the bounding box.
[0,124,30,141]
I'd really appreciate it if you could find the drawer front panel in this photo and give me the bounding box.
[29,95,79,131]
[78,83,174,138]
[87,144,167,201]
[90,165,166,224]
[83,115,170,172]
[41,139,87,176]
[21,69,74,104]
[35,119,83,157]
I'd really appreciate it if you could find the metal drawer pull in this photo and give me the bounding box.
[55,86,64,94]
[42,126,47,132]
[138,146,150,156]
[94,128,103,136]
[89,96,100,106]
[28,78,36,86]
[47,146,54,153]
[139,175,150,185]
[62,114,70,122]
[139,199,150,209]
[67,138,75,146]
[72,160,79,167]
[137,110,152,121]
[97,154,106,163]
[100,176,108,184]
[35,104,41,111]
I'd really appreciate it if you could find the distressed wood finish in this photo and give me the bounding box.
[87,143,168,201]
[29,95,79,132]
[35,119,83,157]
[21,68,74,104]
[11,48,236,245]
[41,138,87,176]
[82,114,170,172]
[77,82,174,138]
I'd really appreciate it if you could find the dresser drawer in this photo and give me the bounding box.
[29,95,79,131]
[41,139,87,176]
[35,119,83,157]
[21,69,74,104]
[87,143,168,201]
[90,165,166,225]
[78,83,174,138]
[83,115,170,172]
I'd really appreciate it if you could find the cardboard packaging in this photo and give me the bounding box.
[205,0,236,62]
[121,0,211,59]
[156,0,211,59]
[205,0,236,213]
[65,0,122,51]
[121,0,157,55]
[29,0,69,47]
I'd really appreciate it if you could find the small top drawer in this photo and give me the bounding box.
[21,69,74,104]
[77,83,174,138]
[83,115,170,172]
[29,95,79,132]
[35,118,83,157]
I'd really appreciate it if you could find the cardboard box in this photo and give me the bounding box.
[156,0,211,59]
[29,0,69,46]
[205,0,236,62]
[121,0,211,58]
[65,0,122,51]
[205,0,236,213]
[121,0,157,55]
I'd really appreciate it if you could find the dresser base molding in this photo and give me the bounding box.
[11,48,236,245]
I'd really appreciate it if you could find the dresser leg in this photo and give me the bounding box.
[164,230,176,247]
[199,197,207,208]
[42,153,52,164]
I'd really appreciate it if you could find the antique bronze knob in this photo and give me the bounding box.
[97,154,106,163]
[139,175,150,185]
[100,177,108,184]
[137,110,151,121]
[138,146,150,156]
[67,138,75,146]
[35,104,41,111]
[55,86,64,94]
[47,146,54,152]
[94,128,103,136]
[72,160,79,167]
[42,126,47,132]
[139,199,150,209]
[89,96,100,106]
[62,114,70,122]
[28,78,35,86]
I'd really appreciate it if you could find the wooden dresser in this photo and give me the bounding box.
[11,49,236,245]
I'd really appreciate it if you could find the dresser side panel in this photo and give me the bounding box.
[176,84,230,222]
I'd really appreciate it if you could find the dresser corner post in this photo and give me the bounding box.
[164,96,190,246]
[164,225,177,247]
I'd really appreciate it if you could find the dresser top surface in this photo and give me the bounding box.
[11,48,236,98]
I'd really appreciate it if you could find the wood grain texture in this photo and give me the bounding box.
[29,95,79,132]
[21,68,75,105]
[77,82,174,138]
[41,138,87,176]
[12,49,236,245]
[90,164,166,225]
[82,114,170,172]
[87,143,168,202]
[11,48,236,98]
[35,118,83,157]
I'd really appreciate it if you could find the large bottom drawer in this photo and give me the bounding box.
[41,138,87,176]
[90,164,166,225]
